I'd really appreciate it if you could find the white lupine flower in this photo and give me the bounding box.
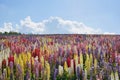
[111,72,115,80]
[58,65,63,76]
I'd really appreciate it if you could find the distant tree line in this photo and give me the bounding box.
[0,31,21,35]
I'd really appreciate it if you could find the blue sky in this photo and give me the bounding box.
[0,0,120,34]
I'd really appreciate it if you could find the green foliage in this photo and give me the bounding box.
[56,70,77,80]
[56,70,69,80]
[69,74,77,80]
[87,74,90,79]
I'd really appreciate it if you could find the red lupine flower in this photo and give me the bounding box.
[32,48,40,58]
[2,59,6,68]
[8,55,14,66]
[67,57,71,67]
[35,48,40,57]
[51,41,53,45]
[32,51,35,58]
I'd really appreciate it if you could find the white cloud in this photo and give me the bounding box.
[104,32,115,35]
[20,16,102,34]
[0,22,18,33]
[20,16,45,34]
[0,16,115,34]
[52,17,102,34]
[40,16,102,34]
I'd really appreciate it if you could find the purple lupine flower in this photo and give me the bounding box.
[88,48,91,54]
[76,66,80,79]
[59,47,62,56]
[82,70,85,80]
[118,65,120,73]
[17,64,23,80]
[34,60,39,79]
[9,61,13,70]
[9,62,14,80]
[26,61,31,75]
[90,69,93,80]
[61,57,66,66]
[35,67,39,79]
[53,68,58,80]
[90,75,93,80]
[82,48,85,54]
[26,61,30,69]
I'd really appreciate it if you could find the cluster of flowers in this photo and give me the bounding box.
[0,34,120,80]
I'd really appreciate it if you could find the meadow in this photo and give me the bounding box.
[0,34,120,80]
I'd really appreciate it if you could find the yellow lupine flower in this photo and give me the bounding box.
[64,61,68,72]
[74,54,77,60]
[20,53,23,60]
[85,54,90,74]
[41,56,44,68]
[74,53,79,74]
[27,52,31,62]
[19,57,24,75]
[74,54,78,65]
[14,53,18,64]
[43,67,47,80]
[7,67,10,78]
[90,53,93,67]
[21,52,24,59]
[94,58,97,74]
[84,68,87,80]
[45,61,50,80]
[89,44,91,50]
[31,57,34,65]
[22,53,27,66]
[15,55,19,65]
[80,53,83,69]
[44,44,47,51]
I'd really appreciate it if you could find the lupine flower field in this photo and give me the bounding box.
[0,34,120,80]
